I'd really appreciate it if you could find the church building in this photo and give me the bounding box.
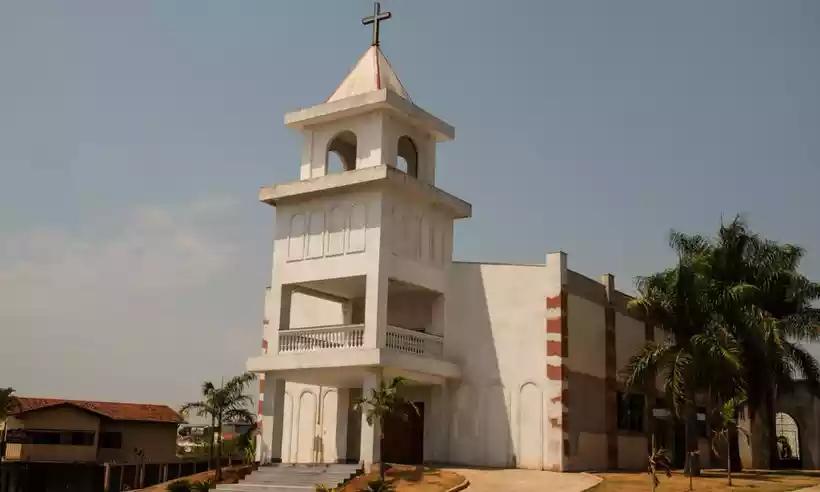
[247,7,816,472]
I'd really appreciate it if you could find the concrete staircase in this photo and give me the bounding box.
[215,463,362,492]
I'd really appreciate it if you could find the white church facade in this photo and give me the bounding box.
[245,38,675,472]
[246,20,819,472]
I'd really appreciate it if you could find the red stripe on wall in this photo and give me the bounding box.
[546,364,563,380]
[547,340,562,357]
[546,318,562,333]
[546,295,562,309]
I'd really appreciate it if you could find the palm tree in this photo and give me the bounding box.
[705,218,820,468]
[624,235,743,477]
[647,218,820,469]
[353,376,418,484]
[181,373,256,482]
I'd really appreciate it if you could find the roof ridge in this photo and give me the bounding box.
[326,46,410,103]
[17,396,175,408]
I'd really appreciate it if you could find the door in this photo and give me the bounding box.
[382,402,424,464]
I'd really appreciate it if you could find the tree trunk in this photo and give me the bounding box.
[728,421,743,472]
[215,415,223,482]
[683,405,701,477]
[379,431,385,483]
[208,414,215,471]
[727,435,732,486]
[766,389,777,469]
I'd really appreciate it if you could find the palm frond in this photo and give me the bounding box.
[622,341,674,392]
[784,342,820,396]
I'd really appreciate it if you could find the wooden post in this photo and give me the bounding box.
[103,464,111,492]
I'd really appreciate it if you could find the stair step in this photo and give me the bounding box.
[217,464,362,491]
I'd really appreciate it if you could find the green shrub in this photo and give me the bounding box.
[167,480,191,492]
[315,485,333,492]
[360,479,395,492]
[190,479,213,491]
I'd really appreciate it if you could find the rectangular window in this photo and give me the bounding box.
[617,392,645,432]
[22,430,95,446]
[100,432,122,449]
[28,431,61,445]
[63,431,95,446]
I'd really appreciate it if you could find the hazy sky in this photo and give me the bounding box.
[1,1,818,409]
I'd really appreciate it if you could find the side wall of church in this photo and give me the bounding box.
[564,275,609,471]
[562,270,713,471]
[445,262,550,469]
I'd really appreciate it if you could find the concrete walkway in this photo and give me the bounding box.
[445,467,601,492]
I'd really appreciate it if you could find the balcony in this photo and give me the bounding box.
[385,325,443,358]
[279,324,365,353]
[277,324,443,359]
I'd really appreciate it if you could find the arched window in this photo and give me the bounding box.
[397,135,418,177]
[326,131,357,174]
[775,412,801,463]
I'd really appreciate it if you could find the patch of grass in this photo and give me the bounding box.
[337,464,464,492]
[593,470,820,492]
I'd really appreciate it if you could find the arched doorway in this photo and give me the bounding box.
[775,412,801,468]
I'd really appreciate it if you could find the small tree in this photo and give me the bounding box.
[236,427,257,465]
[648,436,672,492]
[181,373,256,482]
[353,376,418,484]
[1,388,20,457]
[712,395,748,486]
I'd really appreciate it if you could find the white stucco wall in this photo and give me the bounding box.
[566,294,607,471]
[445,262,549,469]
[618,435,648,470]
[615,313,646,383]
[289,292,345,329]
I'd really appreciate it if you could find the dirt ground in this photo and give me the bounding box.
[445,467,600,492]
[337,464,465,492]
[593,470,820,492]
[139,465,252,491]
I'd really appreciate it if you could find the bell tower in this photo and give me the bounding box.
[249,4,470,466]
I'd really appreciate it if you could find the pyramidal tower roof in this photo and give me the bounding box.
[327,45,410,103]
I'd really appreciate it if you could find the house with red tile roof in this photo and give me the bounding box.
[1,397,188,491]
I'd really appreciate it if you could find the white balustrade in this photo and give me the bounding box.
[385,325,444,358]
[278,324,365,353]
[277,323,444,359]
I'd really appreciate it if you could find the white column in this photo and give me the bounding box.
[359,371,382,468]
[429,383,450,462]
[364,271,388,348]
[267,284,294,354]
[259,376,286,463]
[430,294,445,337]
[335,389,351,463]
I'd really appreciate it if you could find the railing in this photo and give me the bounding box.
[276,324,444,359]
[278,324,365,353]
[386,325,444,358]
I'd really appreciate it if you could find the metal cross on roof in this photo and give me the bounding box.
[362,2,392,47]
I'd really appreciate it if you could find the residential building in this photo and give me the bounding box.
[1,397,184,492]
